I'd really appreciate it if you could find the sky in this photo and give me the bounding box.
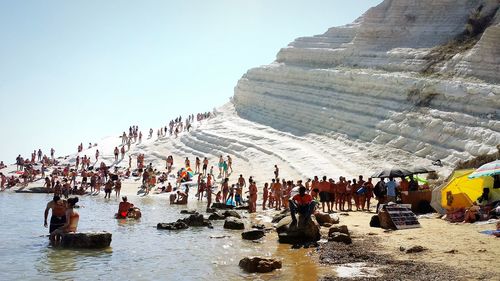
[0,0,381,163]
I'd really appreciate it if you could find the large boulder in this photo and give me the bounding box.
[239,257,282,273]
[211,203,234,210]
[314,212,339,226]
[224,217,245,230]
[208,212,226,220]
[157,221,189,230]
[277,215,320,244]
[180,210,198,215]
[60,232,112,249]
[241,229,265,240]
[223,210,241,219]
[378,210,396,230]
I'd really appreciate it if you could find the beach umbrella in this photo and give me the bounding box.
[468,160,500,179]
[431,169,474,214]
[370,168,413,178]
[409,166,436,174]
[440,171,493,210]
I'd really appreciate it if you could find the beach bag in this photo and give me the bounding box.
[369,215,380,228]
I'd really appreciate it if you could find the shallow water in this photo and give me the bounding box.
[0,192,327,281]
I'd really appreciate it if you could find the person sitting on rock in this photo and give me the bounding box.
[174,190,188,205]
[50,197,79,243]
[116,196,134,218]
[289,186,316,226]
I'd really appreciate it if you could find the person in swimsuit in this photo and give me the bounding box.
[44,196,67,241]
[195,157,200,174]
[202,157,208,176]
[262,182,269,210]
[218,156,223,177]
[248,180,258,213]
[274,165,279,179]
[221,178,229,203]
[116,196,134,218]
[50,197,79,243]
[104,179,113,199]
[227,155,233,173]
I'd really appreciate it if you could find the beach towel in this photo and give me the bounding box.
[479,230,500,236]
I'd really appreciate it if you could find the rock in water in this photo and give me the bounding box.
[239,257,282,273]
[181,214,212,227]
[277,215,320,244]
[241,229,265,240]
[60,232,112,249]
[157,221,189,230]
[208,212,225,220]
[180,210,198,215]
[223,210,241,219]
[223,217,245,230]
[211,203,234,210]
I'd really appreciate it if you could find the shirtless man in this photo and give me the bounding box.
[205,180,212,211]
[104,180,114,199]
[318,176,331,213]
[274,165,279,179]
[238,174,246,190]
[120,146,125,159]
[114,147,119,161]
[44,196,67,240]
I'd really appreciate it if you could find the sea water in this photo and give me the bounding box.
[0,192,324,281]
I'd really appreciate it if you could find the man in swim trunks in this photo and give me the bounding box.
[44,195,67,240]
[318,176,331,213]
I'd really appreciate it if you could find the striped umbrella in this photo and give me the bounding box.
[468,160,500,179]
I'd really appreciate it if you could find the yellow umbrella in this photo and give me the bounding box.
[441,171,494,210]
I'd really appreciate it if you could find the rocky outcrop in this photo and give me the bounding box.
[223,217,245,230]
[276,215,321,244]
[239,257,282,273]
[60,232,112,249]
[241,229,265,240]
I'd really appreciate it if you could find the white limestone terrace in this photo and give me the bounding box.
[233,0,500,173]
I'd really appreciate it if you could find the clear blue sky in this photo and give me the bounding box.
[0,0,381,163]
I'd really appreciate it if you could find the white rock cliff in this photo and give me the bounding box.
[233,0,500,169]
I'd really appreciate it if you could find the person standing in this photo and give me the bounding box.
[386,177,397,203]
[248,180,258,213]
[50,148,55,159]
[44,196,67,241]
